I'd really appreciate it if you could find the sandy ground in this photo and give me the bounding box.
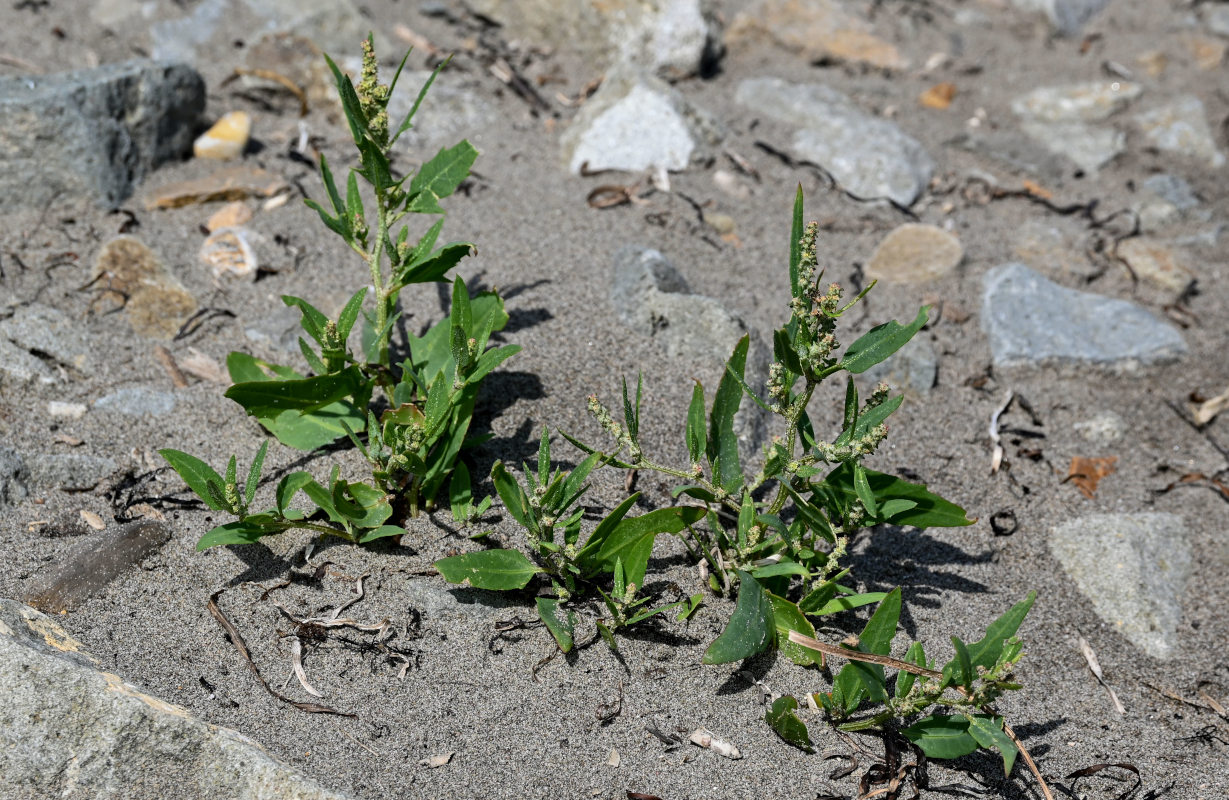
[2,1,1228,798]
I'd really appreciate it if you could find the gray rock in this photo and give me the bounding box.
[0,337,56,386]
[1135,96,1226,168]
[860,337,938,396]
[736,78,933,206]
[468,0,719,78]
[0,447,29,507]
[0,61,203,210]
[1010,0,1111,35]
[1073,411,1125,444]
[1019,120,1124,173]
[562,68,723,174]
[611,246,769,462]
[949,129,1068,180]
[0,303,93,376]
[27,454,118,492]
[1011,81,1141,122]
[1049,513,1190,660]
[1203,4,1229,37]
[0,598,354,800]
[981,263,1187,369]
[25,521,170,613]
[94,387,176,417]
[1141,174,1199,211]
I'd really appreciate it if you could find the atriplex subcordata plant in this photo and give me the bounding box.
[160,38,518,549]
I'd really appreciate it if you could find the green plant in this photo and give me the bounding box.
[160,38,517,548]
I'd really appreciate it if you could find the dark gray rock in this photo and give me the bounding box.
[25,521,170,613]
[27,454,118,492]
[94,387,176,417]
[0,61,204,210]
[611,246,769,463]
[736,78,933,206]
[0,447,29,507]
[0,598,354,800]
[1049,513,1189,660]
[982,263,1187,369]
[0,303,93,376]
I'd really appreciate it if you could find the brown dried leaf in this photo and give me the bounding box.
[919,82,956,109]
[1067,456,1117,498]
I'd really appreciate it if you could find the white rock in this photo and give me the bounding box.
[1135,96,1226,168]
[1011,81,1141,122]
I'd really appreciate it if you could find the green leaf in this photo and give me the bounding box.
[895,641,926,699]
[702,571,775,664]
[839,307,928,374]
[821,464,974,528]
[345,170,364,233]
[303,198,346,239]
[945,635,974,689]
[243,440,268,507]
[805,591,888,618]
[337,288,368,343]
[575,493,640,570]
[536,597,576,652]
[283,296,328,345]
[902,715,980,760]
[275,471,314,516]
[409,141,479,214]
[196,519,277,550]
[766,592,823,667]
[491,461,535,533]
[789,184,804,298]
[853,463,879,518]
[839,588,901,710]
[434,548,542,590]
[774,328,804,376]
[225,366,367,417]
[466,344,520,385]
[709,335,748,493]
[158,449,228,512]
[323,54,368,152]
[315,153,350,239]
[591,505,706,588]
[392,57,447,143]
[449,461,474,521]
[963,592,1037,671]
[966,714,1019,776]
[398,241,474,287]
[834,394,903,447]
[766,695,814,753]
[358,525,406,543]
[685,379,707,464]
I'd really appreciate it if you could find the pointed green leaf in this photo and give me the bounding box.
[337,288,368,343]
[895,641,927,699]
[789,185,804,298]
[821,464,974,528]
[839,307,928,374]
[767,592,823,667]
[158,449,228,512]
[702,571,775,664]
[434,548,542,590]
[536,597,576,652]
[767,695,815,753]
[902,715,980,760]
[685,379,707,464]
[709,335,748,492]
[275,471,314,517]
[409,141,478,214]
[358,525,406,543]
[591,505,705,588]
[966,714,1019,776]
[491,461,535,533]
[964,592,1037,670]
[243,440,268,507]
[345,170,364,231]
[195,519,278,550]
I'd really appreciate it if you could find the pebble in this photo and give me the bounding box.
[562,68,722,175]
[93,236,198,340]
[1010,0,1111,35]
[860,337,938,396]
[0,61,204,211]
[952,129,1068,180]
[1204,4,1229,37]
[200,226,260,280]
[1011,81,1141,122]
[981,263,1187,369]
[47,401,87,420]
[144,165,290,210]
[193,111,251,160]
[866,224,963,284]
[1049,513,1190,660]
[25,521,170,614]
[1012,221,1097,280]
[919,82,956,110]
[1142,174,1199,210]
[1019,120,1124,173]
[725,0,906,70]
[0,304,92,376]
[205,201,254,232]
[712,169,751,200]
[1115,238,1195,293]
[736,78,934,206]
[1073,411,1125,444]
[1185,35,1226,70]
[93,387,176,417]
[0,447,29,507]
[1135,96,1226,168]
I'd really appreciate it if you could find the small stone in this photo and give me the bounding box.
[1185,35,1226,70]
[817,29,907,70]
[712,169,751,199]
[1019,120,1125,173]
[0,447,29,507]
[144,165,290,209]
[866,224,963,284]
[1136,50,1168,78]
[982,263,1187,369]
[1012,221,1098,280]
[205,201,253,232]
[193,111,251,160]
[47,401,87,420]
[79,510,106,531]
[736,78,934,206]
[1115,238,1195,293]
[1049,513,1189,660]
[93,236,197,340]
[1142,174,1199,210]
[27,454,118,492]
[703,212,736,236]
[0,304,92,376]
[1135,96,1226,168]
[562,68,722,175]
[1073,411,1125,444]
[919,82,956,110]
[1203,4,1229,37]
[201,227,260,280]
[93,387,176,417]
[0,338,56,386]
[860,337,937,395]
[1011,82,1141,122]
[1010,0,1111,36]
[726,0,906,70]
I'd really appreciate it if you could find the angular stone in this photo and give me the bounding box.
[1011,81,1141,122]
[205,201,254,232]
[1010,0,1111,36]
[611,246,768,461]
[562,68,722,174]
[201,227,260,280]
[144,165,290,210]
[0,447,29,507]
[866,224,963,284]
[1115,238,1195,293]
[726,0,906,70]
[0,61,203,210]
[93,236,198,340]
[27,454,118,492]
[1049,513,1190,660]
[951,129,1068,180]
[94,387,176,417]
[0,303,93,376]
[468,0,719,78]
[860,337,937,395]
[981,263,1187,369]
[1135,96,1226,168]
[736,78,933,206]
[0,598,353,799]
[1019,120,1125,173]
[193,110,251,160]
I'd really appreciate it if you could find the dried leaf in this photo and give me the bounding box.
[1191,384,1229,425]
[1066,456,1117,498]
[919,82,956,109]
